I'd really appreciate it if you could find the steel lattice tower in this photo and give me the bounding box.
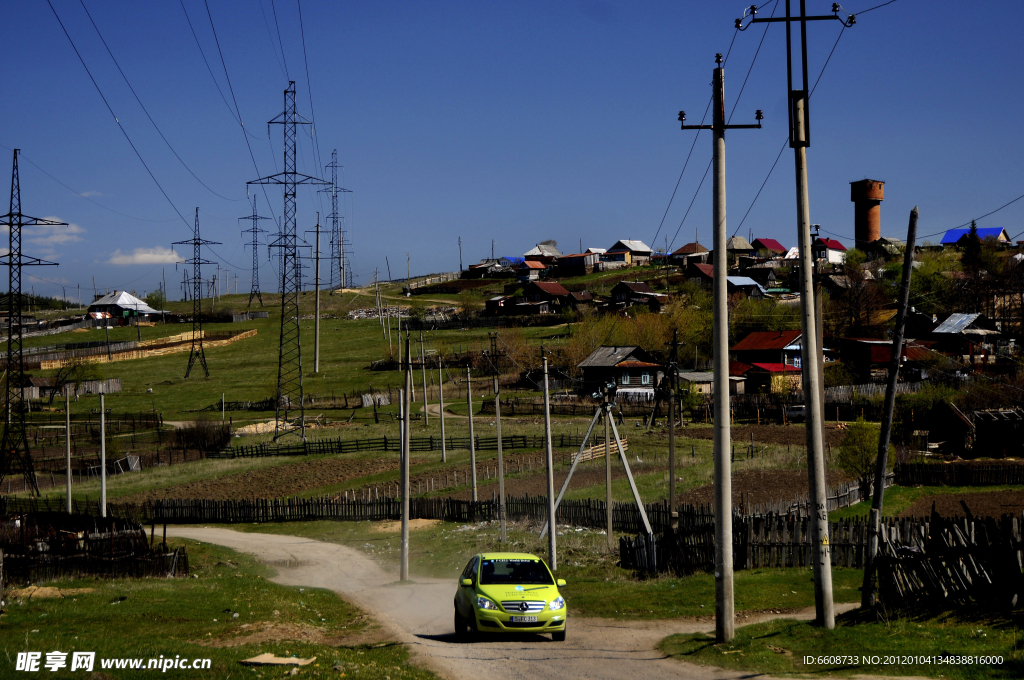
[322,150,352,290]
[0,150,66,494]
[174,208,219,378]
[249,82,328,441]
[240,196,271,307]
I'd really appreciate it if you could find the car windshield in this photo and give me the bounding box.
[479,558,553,585]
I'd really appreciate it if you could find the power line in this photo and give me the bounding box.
[297,0,327,217]
[269,0,291,79]
[855,0,900,15]
[731,24,848,238]
[46,0,191,228]
[178,0,243,126]
[198,0,279,225]
[78,0,242,202]
[0,142,177,223]
[258,0,289,79]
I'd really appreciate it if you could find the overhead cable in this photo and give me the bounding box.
[46,0,191,228]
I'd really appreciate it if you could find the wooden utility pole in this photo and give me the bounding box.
[668,330,679,528]
[542,349,557,569]
[65,392,72,514]
[99,392,106,518]
[466,367,478,501]
[438,357,446,463]
[604,387,613,550]
[863,207,918,607]
[679,53,762,643]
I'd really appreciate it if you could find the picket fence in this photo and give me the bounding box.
[895,462,1024,486]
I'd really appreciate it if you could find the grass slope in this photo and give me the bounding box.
[0,539,437,680]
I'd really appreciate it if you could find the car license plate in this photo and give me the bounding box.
[510,616,538,623]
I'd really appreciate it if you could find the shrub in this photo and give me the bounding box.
[174,420,231,453]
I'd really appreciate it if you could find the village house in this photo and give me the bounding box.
[812,237,847,264]
[607,240,653,266]
[88,290,161,321]
[939,227,1011,249]
[751,237,787,256]
[577,345,663,396]
[744,362,802,394]
[555,252,600,276]
[610,281,669,309]
[523,243,562,265]
[669,241,709,267]
[731,330,802,367]
[677,370,745,396]
[517,260,546,282]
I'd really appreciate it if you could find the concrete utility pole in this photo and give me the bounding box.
[466,367,478,501]
[65,392,72,514]
[401,334,412,581]
[100,392,106,518]
[314,219,321,374]
[542,350,557,570]
[739,0,856,631]
[863,207,918,607]
[679,53,762,644]
[458,236,463,273]
[419,333,429,426]
[438,357,447,463]
[604,387,613,550]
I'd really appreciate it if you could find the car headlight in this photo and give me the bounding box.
[476,596,498,610]
[549,596,565,611]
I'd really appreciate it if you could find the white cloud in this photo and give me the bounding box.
[80,191,103,197]
[28,217,86,247]
[107,246,184,265]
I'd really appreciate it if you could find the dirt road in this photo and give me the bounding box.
[168,527,854,680]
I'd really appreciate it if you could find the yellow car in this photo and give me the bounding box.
[453,552,567,641]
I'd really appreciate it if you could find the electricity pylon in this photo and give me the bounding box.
[322,150,352,290]
[249,81,329,441]
[0,149,66,494]
[239,196,271,307]
[174,208,219,378]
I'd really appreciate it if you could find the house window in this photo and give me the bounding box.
[621,373,630,385]
[641,373,650,385]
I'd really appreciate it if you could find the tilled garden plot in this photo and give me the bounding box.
[681,424,848,448]
[120,456,428,503]
[899,489,1024,518]
[678,468,853,510]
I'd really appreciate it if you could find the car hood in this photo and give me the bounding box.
[478,583,559,604]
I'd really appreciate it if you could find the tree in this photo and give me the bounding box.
[961,220,983,274]
[837,419,893,501]
[145,289,166,311]
[47,356,102,404]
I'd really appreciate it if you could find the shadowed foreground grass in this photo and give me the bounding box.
[0,540,438,680]
[660,607,1024,679]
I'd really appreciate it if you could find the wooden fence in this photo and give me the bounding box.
[216,433,625,459]
[0,508,188,584]
[620,513,965,575]
[896,462,1024,486]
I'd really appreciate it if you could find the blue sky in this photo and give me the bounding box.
[2,1,1022,301]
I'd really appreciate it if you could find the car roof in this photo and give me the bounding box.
[478,552,543,560]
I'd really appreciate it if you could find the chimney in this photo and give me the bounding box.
[850,179,884,250]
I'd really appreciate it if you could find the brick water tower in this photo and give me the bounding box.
[850,179,884,250]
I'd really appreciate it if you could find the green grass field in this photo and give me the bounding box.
[659,608,1024,679]
[0,539,438,680]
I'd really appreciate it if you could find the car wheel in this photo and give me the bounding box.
[454,608,469,638]
[552,627,566,642]
[467,612,479,638]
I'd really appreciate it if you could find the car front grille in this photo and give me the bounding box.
[500,600,545,613]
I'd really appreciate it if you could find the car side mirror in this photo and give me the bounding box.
[461,578,473,587]
[556,579,566,587]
